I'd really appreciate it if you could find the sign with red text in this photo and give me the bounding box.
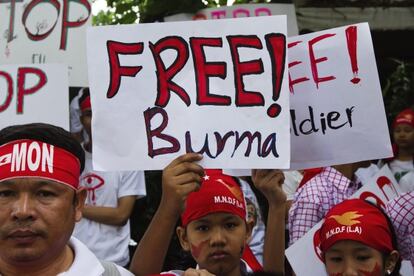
[87,16,290,170]
[285,165,414,276]
[164,4,298,37]
[0,64,69,130]
[288,23,392,169]
[0,0,91,86]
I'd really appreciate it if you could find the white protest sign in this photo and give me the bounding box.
[87,16,290,171]
[288,23,392,170]
[0,64,69,130]
[164,4,298,37]
[0,0,91,86]
[285,165,412,276]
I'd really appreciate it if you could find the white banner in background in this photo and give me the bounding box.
[0,0,91,86]
[0,64,69,130]
[164,4,299,37]
[87,16,290,171]
[288,23,392,170]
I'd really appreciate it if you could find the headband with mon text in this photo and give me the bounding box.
[0,139,81,189]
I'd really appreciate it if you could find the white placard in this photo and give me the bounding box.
[288,23,392,170]
[285,165,413,276]
[164,4,298,37]
[0,0,91,86]
[87,16,290,171]
[0,64,69,130]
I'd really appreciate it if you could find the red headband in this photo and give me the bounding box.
[319,199,394,254]
[181,169,246,227]
[80,95,91,111]
[0,139,81,190]
[393,108,414,129]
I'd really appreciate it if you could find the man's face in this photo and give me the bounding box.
[177,213,250,276]
[0,178,84,265]
[80,108,92,139]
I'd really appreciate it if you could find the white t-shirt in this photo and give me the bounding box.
[59,237,132,276]
[399,171,414,193]
[389,159,414,182]
[239,179,265,265]
[282,170,303,201]
[73,149,146,266]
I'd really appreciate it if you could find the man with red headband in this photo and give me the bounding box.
[0,123,132,275]
[386,191,414,272]
[72,89,146,267]
[130,153,287,276]
[319,199,401,276]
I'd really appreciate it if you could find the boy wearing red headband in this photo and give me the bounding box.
[0,123,132,275]
[72,90,146,267]
[130,154,287,276]
[319,199,401,276]
[387,108,414,188]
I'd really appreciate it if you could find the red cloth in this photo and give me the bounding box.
[0,139,81,189]
[297,167,323,189]
[393,108,414,129]
[319,199,393,254]
[181,169,246,226]
[242,245,263,272]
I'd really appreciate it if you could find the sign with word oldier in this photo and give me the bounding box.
[87,15,290,171]
[288,23,392,169]
[0,0,91,86]
[285,165,414,276]
[0,64,69,130]
[164,3,299,37]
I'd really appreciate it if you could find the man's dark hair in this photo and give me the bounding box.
[0,123,85,174]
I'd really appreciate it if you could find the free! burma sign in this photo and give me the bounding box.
[87,16,392,171]
[87,15,290,170]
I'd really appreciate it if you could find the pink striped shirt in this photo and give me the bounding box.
[288,167,358,245]
[386,191,414,269]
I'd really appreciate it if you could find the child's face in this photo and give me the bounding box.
[177,212,250,276]
[324,240,386,276]
[393,124,414,149]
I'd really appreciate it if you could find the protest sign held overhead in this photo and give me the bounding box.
[164,3,299,37]
[0,64,69,130]
[288,23,393,169]
[0,0,91,86]
[87,15,290,171]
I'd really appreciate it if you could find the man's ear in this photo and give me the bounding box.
[385,250,400,274]
[176,226,191,251]
[74,188,87,222]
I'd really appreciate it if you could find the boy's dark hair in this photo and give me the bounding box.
[0,123,85,174]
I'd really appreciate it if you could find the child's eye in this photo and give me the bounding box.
[356,255,371,261]
[196,225,209,232]
[225,222,237,229]
[328,256,342,263]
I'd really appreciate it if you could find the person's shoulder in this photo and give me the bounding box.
[114,264,134,276]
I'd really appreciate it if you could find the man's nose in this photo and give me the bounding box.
[11,194,36,221]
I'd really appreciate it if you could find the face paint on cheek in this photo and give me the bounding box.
[191,240,209,259]
[359,263,382,276]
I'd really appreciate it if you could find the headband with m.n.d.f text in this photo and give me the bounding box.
[0,139,81,189]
